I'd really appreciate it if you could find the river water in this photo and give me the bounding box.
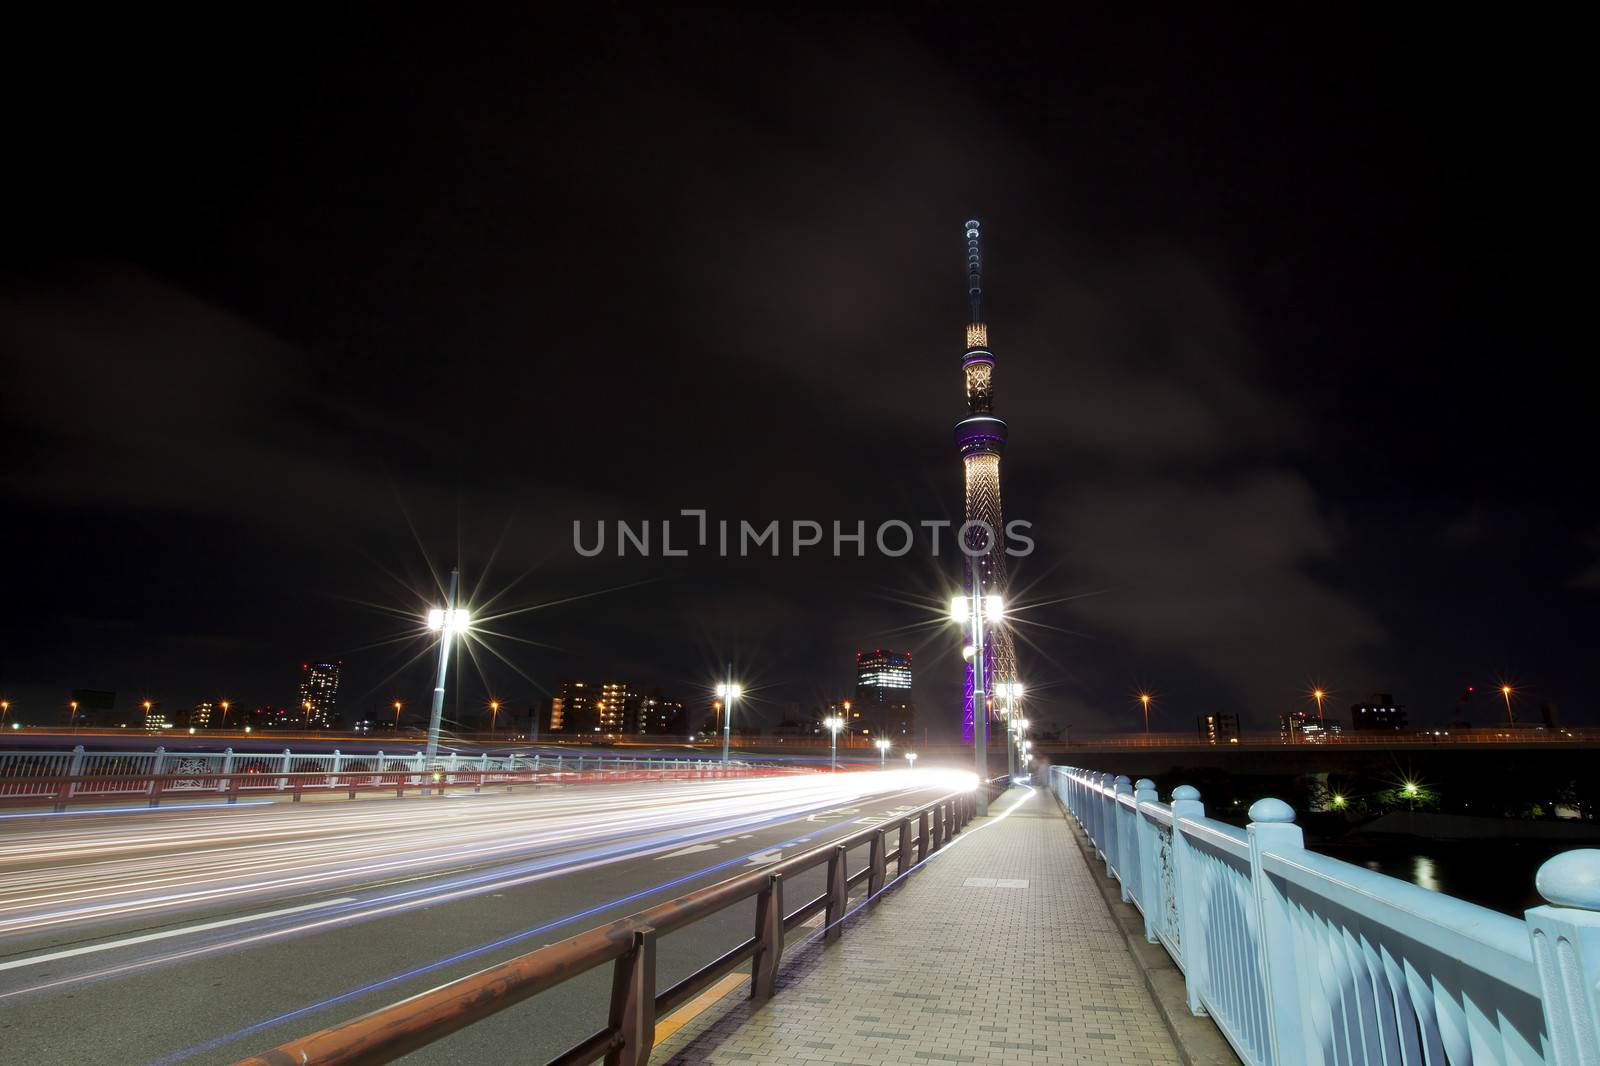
[1309,840,1574,916]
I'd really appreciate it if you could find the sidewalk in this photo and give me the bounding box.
[651,786,1182,1065]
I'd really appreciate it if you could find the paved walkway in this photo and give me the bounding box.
[652,785,1182,1065]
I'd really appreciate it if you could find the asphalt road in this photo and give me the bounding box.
[0,771,955,1064]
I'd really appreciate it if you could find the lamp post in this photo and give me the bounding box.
[952,593,1003,815]
[716,669,741,764]
[823,715,843,771]
[69,700,79,730]
[905,752,917,770]
[1139,692,1152,734]
[996,682,1023,778]
[875,736,890,768]
[1313,688,1326,729]
[0,700,8,728]
[488,699,500,737]
[424,568,467,767]
[393,699,403,732]
[1501,685,1515,725]
[220,700,231,728]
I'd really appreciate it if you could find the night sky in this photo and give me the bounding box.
[2,10,1591,738]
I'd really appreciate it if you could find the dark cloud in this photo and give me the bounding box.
[0,10,1592,733]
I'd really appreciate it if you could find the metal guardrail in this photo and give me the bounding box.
[1052,765,1600,1066]
[0,765,807,811]
[0,746,749,793]
[228,788,977,1066]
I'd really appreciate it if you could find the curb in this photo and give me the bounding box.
[1050,790,1242,1066]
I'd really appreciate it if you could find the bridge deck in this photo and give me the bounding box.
[651,786,1181,1065]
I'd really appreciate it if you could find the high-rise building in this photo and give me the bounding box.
[596,681,637,734]
[954,220,1019,742]
[635,689,686,734]
[298,661,341,727]
[1350,695,1406,732]
[1198,713,1240,743]
[139,699,169,731]
[190,701,217,729]
[545,680,599,734]
[854,649,916,737]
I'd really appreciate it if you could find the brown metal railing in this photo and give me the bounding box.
[0,765,814,811]
[229,788,978,1066]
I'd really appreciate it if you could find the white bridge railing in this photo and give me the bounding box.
[0,746,745,799]
[1051,764,1600,1066]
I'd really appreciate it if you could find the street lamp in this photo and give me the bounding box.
[716,669,741,764]
[1139,693,1152,734]
[0,700,8,728]
[951,593,1003,815]
[393,699,403,731]
[69,700,79,729]
[1313,689,1326,728]
[423,568,467,766]
[220,700,231,727]
[823,714,844,771]
[1501,684,1515,725]
[875,736,891,768]
[488,699,501,737]
[905,752,917,770]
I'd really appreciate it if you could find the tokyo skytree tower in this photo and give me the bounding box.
[954,219,1018,744]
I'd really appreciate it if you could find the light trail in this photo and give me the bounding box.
[0,770,969,944]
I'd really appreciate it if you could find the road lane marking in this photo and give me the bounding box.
[0,897,357,973]
[654,844,719,861]
[653,971,749,1044]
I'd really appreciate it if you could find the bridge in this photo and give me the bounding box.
[0,745,1596,1065]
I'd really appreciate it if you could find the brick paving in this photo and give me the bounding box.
[652,786,1181,1065]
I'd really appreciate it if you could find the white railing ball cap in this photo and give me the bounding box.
[1248,798,1297,824]
[1114,775,1132,787]
[1535,849,1600,910]
[1135,778,1156,791]
[1171,785,1201,802]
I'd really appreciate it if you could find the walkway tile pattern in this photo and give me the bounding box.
[652,786,1181,1065]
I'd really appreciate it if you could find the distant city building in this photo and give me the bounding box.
[854,649,916,737]
[140,700,169,731]
[298,661,341,728]
[1541,702,1562,729]
[1198,713,1240,743]
[596,682,637,734]
[69,689,116,727]
[635,689,685,734]
[190,701,217,729]
[1280,710,1342,742]
[545,680,599,734]
[1349,694,1406,732]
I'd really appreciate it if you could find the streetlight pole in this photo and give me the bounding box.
[905,752,917,771]
[489,699,500,738]
[875,736,890,769]
[823,715,842,771]
[424,568,462,767]
[1501,685,1515,725]
[1313,689,1325,729]
[1140,693,1152,734]
[716,669,740,764]
[953,594,1000,815]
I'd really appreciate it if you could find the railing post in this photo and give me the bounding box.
[605,926,657,1066]
[221,746,235,775]
[68,745,85,778]
[1114,776,1135,902]
[868,828,887,897]
[153,746,168,776]
[53,779,71,812]
[825,843,848,941]
[1169,784,1208,1016]
[897,818,913,876]
[1134,778,1159,942]
[1247,797,1311,1065]
[751,872,784,1000]
[279,748,292,790]
[331,749,343,774]
[1525,849,1600,1065]
[917,811,929,863]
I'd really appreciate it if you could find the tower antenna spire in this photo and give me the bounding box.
[964,219,983,325]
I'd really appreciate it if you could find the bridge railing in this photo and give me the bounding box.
[0,763,804,810]
[1051,764,1600,1066]
[226,789,977,1066]
[0,745,753,793]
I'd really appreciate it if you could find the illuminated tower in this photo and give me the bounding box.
[954,220,1018,743]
